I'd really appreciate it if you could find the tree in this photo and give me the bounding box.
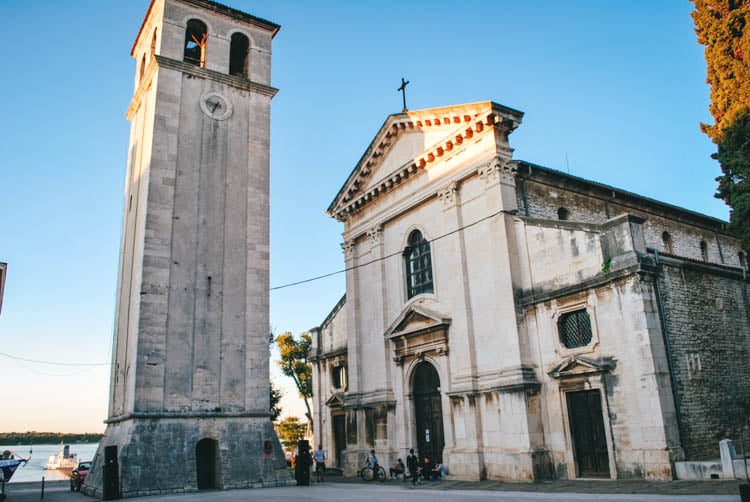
[692,0,750,251]
[275,331,313,427]
[274,416,308,451]
[270,381,283,422]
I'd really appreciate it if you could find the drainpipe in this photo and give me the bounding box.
[646,247,687,459]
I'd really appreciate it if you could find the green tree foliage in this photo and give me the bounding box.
[692,0,750,251]
[0,432,103,444]
[270,381,283,422]
[275,331,313,426]
[714,109,750,249]
[274,416,307,451]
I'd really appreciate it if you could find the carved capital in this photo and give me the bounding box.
[341,240,357,259]
[437,181,458,210]
[478,156,516,183]
[367,225,383,248]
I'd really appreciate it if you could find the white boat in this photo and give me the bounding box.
[45,444,78,472]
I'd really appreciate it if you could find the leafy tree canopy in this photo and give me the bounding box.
[270,381,283,422]
[275,331,313,425]
[274,416,307,451]
[692,0,750,251]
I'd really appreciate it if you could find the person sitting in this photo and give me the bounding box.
[389,458,405,479]
[432,461,445,480]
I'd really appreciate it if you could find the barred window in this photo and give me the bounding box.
[558,309,593,349]
[404,230,433,299]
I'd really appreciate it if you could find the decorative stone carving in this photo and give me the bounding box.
[367,225,383,248]
[478,156,517,184]
[341,240,357,259]
[438,181,458,210]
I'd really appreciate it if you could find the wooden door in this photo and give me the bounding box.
[332,414,346,467]
[413,362,444,463]
[567,390,610,477]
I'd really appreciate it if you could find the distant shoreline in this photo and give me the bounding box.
[0,433,103,445]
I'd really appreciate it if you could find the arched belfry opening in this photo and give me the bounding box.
[184,19,207,67]
[413,361,445,463]
[229,32,250,77]
[196,438,218,490]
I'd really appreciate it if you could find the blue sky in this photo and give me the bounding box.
[0,1,723,433]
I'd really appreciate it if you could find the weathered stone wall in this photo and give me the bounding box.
[655,259,750,460]
[84,417,288,498]
[516,172,745,268]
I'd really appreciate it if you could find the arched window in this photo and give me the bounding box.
[700,240,708,262]
[557,207,569,221]
[229,32,250,77]
[404,230,433,299]
[662,231,673,254]
[739,251,747,271]
[184,19,207,67]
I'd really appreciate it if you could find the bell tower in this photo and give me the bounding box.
[85,0,287,496]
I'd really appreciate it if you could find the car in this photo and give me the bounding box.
[69,461,91,491]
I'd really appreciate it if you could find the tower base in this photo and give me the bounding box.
[83,416,291,498]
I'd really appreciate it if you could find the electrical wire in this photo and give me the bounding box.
[269,208,514,291]
[0,351,109,367]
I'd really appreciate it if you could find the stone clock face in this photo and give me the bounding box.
[200,91,233,120]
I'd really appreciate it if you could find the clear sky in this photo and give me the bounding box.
[0,1,724,434]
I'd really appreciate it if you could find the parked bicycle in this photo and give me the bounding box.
[360,458,386,482]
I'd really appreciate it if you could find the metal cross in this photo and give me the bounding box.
[397,77,410,112]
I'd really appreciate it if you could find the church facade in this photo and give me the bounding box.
[311,101,750,480]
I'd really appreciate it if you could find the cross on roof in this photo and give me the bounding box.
[397,78,410,112]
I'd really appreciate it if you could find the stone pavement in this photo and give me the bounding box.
[322,474,744,496]
[2,477,744,502]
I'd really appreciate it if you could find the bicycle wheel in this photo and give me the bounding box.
[375,466,386,482]
[360,466,373,481]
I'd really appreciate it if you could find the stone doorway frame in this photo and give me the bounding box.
[549,356,617,480]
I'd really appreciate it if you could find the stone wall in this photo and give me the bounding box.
[655,258,750,460]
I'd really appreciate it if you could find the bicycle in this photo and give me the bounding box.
[360,459,386,482]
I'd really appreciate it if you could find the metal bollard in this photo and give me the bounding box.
[40,476,44,499]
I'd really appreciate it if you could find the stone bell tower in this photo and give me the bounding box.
[85,0,288,497]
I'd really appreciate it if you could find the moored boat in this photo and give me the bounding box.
[44,444,77,473]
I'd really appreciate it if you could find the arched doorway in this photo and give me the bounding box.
[413,362,445,463]
[195,438,217,489]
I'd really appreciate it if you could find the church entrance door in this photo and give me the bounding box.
[566,390,610,477]
[413,362,444,463]
[196,438,217,489]
[333,414,346,467]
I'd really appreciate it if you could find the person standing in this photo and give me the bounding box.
[313,444,326,482]
[406,448,419,485]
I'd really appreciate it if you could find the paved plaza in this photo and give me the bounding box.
[3,478,743,502]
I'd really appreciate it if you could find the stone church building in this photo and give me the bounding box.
[310,101,750,481]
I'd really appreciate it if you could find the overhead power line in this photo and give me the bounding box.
[269,208,513,291]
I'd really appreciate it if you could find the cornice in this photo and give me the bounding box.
[126,55,278,120]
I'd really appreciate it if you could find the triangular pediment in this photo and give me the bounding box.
[325,392,345,408]
[548,355,615,379]
[385,303,451,339]
[327,101,523,221]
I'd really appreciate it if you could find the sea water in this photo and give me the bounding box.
[0,443,100,483]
